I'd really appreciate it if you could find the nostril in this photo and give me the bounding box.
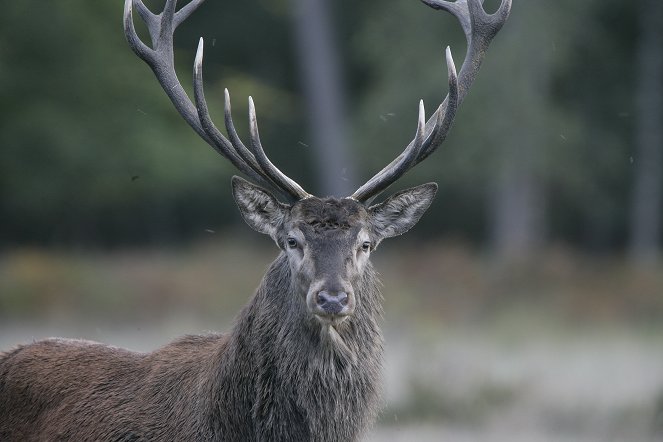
[316,290,331,306]
[315,290,350,315]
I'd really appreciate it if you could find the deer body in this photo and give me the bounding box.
[1,335,224,440]
[1,194,394,441]
[0,0,510,439]
[1,251,383,441]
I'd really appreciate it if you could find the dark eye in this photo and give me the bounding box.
[286,237,298,249]
[361,241,371,252]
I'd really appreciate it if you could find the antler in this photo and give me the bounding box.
[350,0,512,203]
[123,0,311,202]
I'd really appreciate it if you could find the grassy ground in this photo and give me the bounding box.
[1,236,662,441]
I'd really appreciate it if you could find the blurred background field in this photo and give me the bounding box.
[2,0,663,440]
[1,239,662,441]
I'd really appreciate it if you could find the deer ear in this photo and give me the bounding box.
[369,183,438,241]
[232,176,289,239]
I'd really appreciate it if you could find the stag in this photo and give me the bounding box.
[0,0,510,440]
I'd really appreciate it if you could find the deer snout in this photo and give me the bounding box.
[316,290,349,315]
[307,283,355,323]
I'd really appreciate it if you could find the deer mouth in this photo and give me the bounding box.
[313,312,349,327]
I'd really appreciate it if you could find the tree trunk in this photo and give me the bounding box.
[492,153,546,260]
[489,1,547,261]
[291,0,356,197]
[629,0,663,265]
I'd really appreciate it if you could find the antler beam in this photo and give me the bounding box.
[123,0,310,202]
[350,0,512,203]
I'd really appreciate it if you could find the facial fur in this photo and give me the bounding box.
[232,176,437,328]
[282,197,373,325]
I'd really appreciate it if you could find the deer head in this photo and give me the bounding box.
[232,176,436,325]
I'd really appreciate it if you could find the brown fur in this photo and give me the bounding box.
[0,335,226,440]
[0,181,436,441]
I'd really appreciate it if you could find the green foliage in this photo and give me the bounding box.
[0,0,649,250]
[351,0,638,249]
[0,1,236,245]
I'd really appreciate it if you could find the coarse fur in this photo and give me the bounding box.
[0,178,437,441]
[0,257,383,441]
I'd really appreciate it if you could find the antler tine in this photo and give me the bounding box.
[350,0,511,203]
[124,0,308,202]
[248,98,312,200]
[123,0,154,63]
[222,89,304,200]
[132,0,157,37]
[418,46,459,162]
[174,0,206,29]
[350,47,459,202]
[350,100,428,202]
[192,39,278,190]
[222,89,264,176]
[223,89,251,163]
[124,0,208,140]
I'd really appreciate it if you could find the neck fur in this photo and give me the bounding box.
[215,252,384,441]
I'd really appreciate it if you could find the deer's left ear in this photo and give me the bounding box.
[232,176,289,240]
[369,183,438,242]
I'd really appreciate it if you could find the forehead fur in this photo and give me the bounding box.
[291,197,367,233]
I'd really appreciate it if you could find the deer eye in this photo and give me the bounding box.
[286,237,298,249]
[361,241,371,253]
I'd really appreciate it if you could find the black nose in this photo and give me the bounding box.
[316,290,349,315]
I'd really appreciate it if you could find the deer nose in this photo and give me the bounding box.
[315,290,349,315]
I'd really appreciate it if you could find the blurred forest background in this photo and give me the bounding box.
[1,0,662,440]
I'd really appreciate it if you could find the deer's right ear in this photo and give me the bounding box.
[232,176,289,239]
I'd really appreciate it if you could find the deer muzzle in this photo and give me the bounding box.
[307,281,355,324]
